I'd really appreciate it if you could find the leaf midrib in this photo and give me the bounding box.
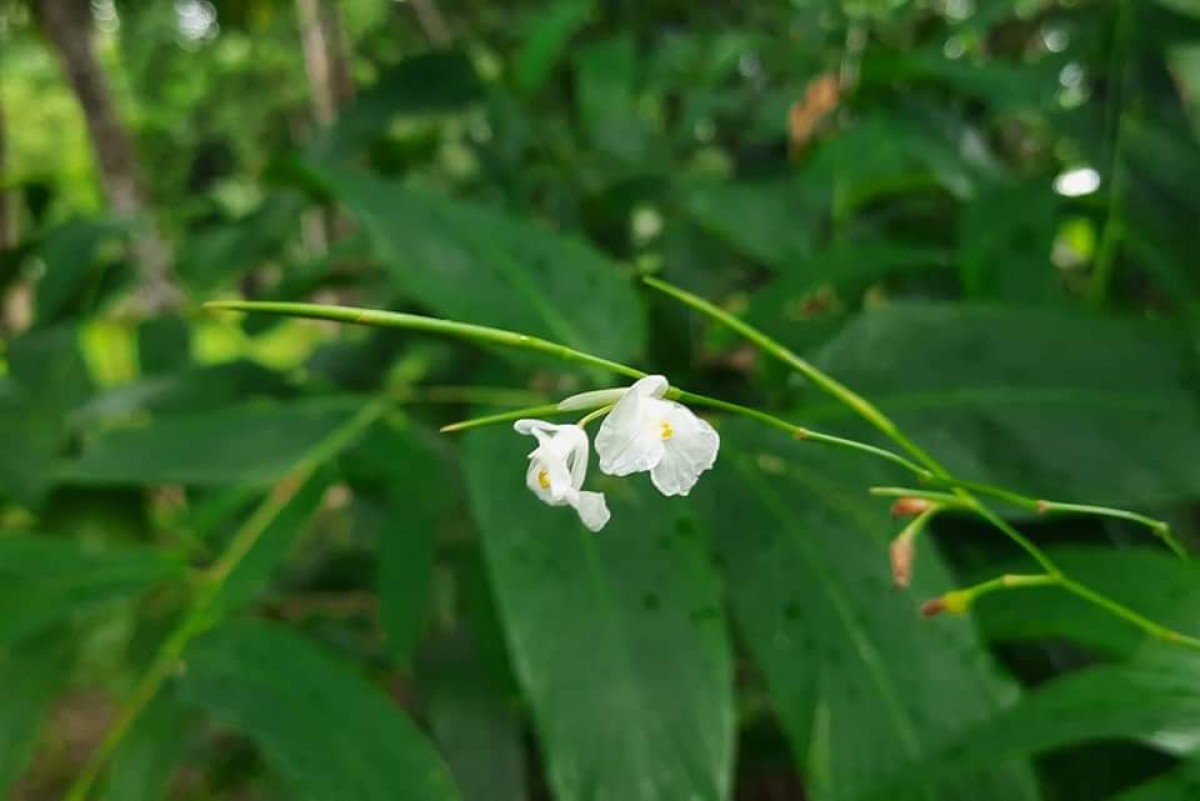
[727,451,926,762]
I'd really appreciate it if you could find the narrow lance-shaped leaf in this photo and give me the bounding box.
[176,620,461,801]
[463,427,734,801]
[699,422,1038,801]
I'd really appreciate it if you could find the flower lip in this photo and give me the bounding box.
[513,419,611,531]
[593,375,719,497]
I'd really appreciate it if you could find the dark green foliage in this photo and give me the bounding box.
[2,1,1200,799]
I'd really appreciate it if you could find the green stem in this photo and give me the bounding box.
[1087,0,1131,309]
[645,276,1200,649]
[934,474,1181,557]
[62,399,387,801]
[869,487,973,511]
[440,403,567,433]
[205,300,646,381]
[577,404,615,428]
[677,391,932,478]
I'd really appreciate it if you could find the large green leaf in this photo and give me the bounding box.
[958,179,1060,303]
[0,325,92,506]
[345,421,452,666]
[176,620,461,801]
[214,468,333,615]
[63,398,359,486]
[804,304,1200,506]
[463,428,734,801]
[0,535,185,648]
[310,167,645,363]
[421,633,527,801]
[702,423,1038,801]
[34,215,125,324]
[874,647,1200,798]
[0,630,72,795]
[1112,755,1200,800]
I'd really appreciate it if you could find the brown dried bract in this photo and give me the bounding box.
[788,73,840,154]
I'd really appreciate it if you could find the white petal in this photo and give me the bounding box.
[570,490,611,532]
[595,388,665,476]
[516,420,585,502]
[627,374,670,400]
[649,403,720,496]
[557,387,628,411]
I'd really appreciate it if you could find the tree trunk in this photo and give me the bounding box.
[295,0,356,253]
[35,0,177,312]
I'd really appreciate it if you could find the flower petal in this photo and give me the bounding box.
[570,490,611,532]
[595,386,665,476]
[649,403,720,496]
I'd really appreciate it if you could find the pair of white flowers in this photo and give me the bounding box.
[514,375,720,532]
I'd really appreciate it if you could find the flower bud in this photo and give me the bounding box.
[890,534,916,589]
[920,590,971,618]
[891,497,932,518]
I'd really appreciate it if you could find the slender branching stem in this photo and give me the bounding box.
[642,276,1197,649]
[63,399,387,801]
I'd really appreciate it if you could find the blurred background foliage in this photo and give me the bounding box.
[3,0,1200,799]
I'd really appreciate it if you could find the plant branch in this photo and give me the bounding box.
[63,399,387,801]
[644,276,1198,650]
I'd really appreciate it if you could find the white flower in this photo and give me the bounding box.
[513,419,611,532]
[593,375,720,496]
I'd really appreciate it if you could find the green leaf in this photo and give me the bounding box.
[176,620,461,801]
[1112,755,1200,800]
[702,424,1038,801]
[348,422,452,666]
[63,398,360,486]
[462,428,734,801]
[421,634,527,801]
[0,630,73,795]
[327,51,483,156]
[74,361,295,425]
[0,534,185,648]
[214,468,333,615]
[309,166,645,363]
[877,647,1200,797]
[958,179,1060,303]
[973,547,1200,657]
[34,215,125,324]
[684,179,822,272]
[575,35,648,164]
[514,0,594,95]
[0,325,93,506]
[101,695,190,801]
[806,304,1200,506]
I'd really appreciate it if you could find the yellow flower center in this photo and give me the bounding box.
[660,420,674,440]
[537,468,551,489]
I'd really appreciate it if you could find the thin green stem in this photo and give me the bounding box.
[869,487,973,511]
[208,301,927,480]
[677,391,932,478]
[440,403,567,433]
[1059,577,1200,649]
[63,399,387,801]
[644,276,940,466]
[204,300,646,381]
[933,475,1182,558]
[645,275,1200,650]
[391,384,549,407]
[577,404,614,428]
[1087,0,1131,309]
[968,573,1060,601]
